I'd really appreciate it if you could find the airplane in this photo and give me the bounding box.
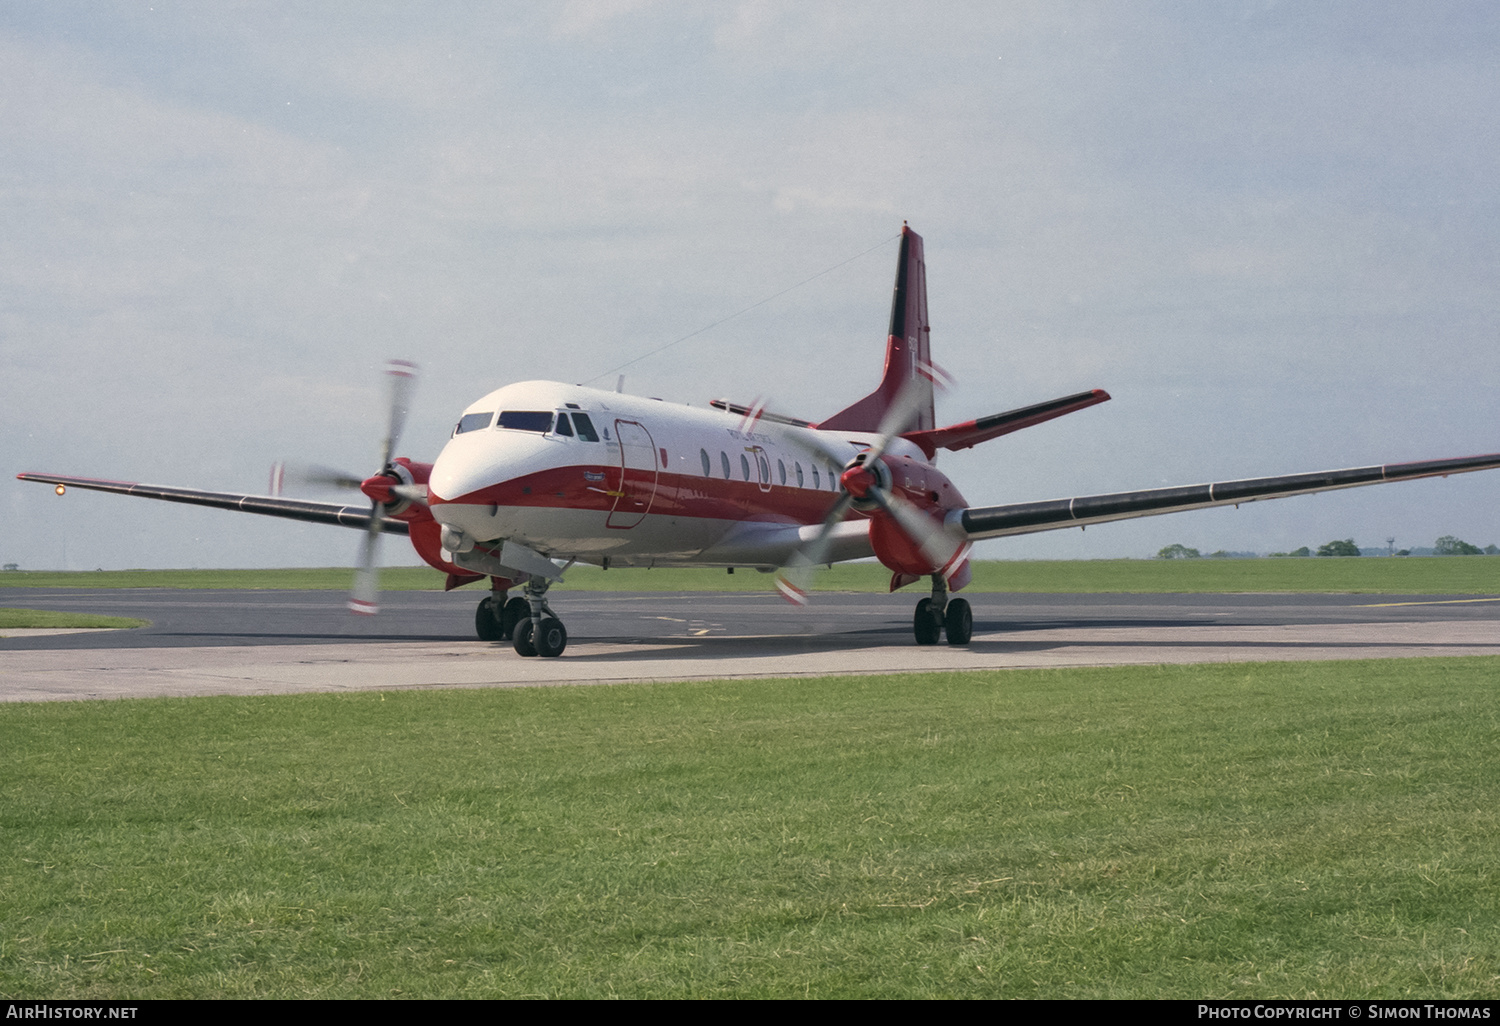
[19,226,1500,657]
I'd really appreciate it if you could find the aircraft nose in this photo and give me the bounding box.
[428,453,494,506]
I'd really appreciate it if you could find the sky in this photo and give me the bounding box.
[4,1,1499,571]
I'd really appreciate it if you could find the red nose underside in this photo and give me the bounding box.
[360,475,397,504]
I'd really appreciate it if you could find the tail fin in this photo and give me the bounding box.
[816,224,934,432]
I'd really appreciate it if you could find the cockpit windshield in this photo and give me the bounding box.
[571,412,600,442]
[496,411,554,433]
[454,411,494,435]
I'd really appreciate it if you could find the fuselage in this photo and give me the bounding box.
[424,380,957,570]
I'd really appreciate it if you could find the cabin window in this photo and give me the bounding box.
[497,411,553,433]
[571,413,600,442]
[700,449,712,476]
[720,451,731,479]
[758,455,769,484]
[554,413,574,437]
[811,465,820,490]
[777,459,786,486]
[795,462,804,488]
[828,464,838,489]
[455,411,494,435]
[739,453,750,481]
[660,448,669,468]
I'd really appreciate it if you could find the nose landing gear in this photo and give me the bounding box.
[913,574,972,646]
[510,574,568,657]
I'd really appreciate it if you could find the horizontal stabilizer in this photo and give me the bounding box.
[16,473,410,535]
[956,452,1500,541]
[904,389,1110,459]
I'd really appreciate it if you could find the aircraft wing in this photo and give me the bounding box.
[955,452,1500,541]
[16,473,410,535]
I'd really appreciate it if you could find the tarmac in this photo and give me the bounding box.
[3,589,1497,702]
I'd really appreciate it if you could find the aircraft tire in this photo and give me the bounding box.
[512,618,538,657]
[535,617,568,658]
[944,598,973,646]
[475,597,505,641]
[500,597,529,640]
[913,599,942,645]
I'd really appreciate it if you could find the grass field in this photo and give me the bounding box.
[0,608,147,630]
[3,658,1497,999]
[3,556,1498,594]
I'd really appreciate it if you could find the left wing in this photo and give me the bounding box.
[16,473,410,535]
[954,452,1500,540]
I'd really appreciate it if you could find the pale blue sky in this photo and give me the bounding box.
[4,2,1498,569]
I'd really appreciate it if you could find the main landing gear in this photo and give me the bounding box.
[913,573,972,647]
[475,575,569,657]
[475,591,528,642]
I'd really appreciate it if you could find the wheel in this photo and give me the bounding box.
[512,617,538,657]
[534,616,568,658]
[913,598,942,645]
[500,596,529,640]
[944,597,972,646]
[475,597,505,641]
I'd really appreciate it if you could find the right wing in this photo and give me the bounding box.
[16,473,410,535]
[954,452,1500,541]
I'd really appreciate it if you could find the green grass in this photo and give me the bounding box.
[3,658,1498,998]
[0,608,147,630]
[3,556,1498,594]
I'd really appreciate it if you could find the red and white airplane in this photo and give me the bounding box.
[21,226,1500,657]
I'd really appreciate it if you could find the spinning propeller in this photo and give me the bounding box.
[270,359,421,615]
[349,358,420,614]
[775,362,968,604]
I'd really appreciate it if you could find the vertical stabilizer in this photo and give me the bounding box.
[816,225,934,433]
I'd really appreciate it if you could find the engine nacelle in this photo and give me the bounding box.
[865,454,971,578]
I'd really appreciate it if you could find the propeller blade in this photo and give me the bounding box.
[389,482,429,505]
[380,359,419,468]
[868,486,970,580]
[349,501,383,615]
[865,360,954,464]
[774,492,854,604]
[775,363,953,604]
[269,460,365,496]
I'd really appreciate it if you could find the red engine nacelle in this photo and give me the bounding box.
[864,455,972,588]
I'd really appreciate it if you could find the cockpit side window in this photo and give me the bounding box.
[554,413,575,437]
[571,412,600,442]
[496,411,554,433]
[455,411,494,435]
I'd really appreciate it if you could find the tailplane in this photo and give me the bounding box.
[816,225,934,433]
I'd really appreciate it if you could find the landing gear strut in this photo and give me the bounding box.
[913,574,971,646]
[511,574,568,658]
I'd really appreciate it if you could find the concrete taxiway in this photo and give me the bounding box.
[2,589,1498,702]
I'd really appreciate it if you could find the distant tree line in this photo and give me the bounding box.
[1157,536,1497,559]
